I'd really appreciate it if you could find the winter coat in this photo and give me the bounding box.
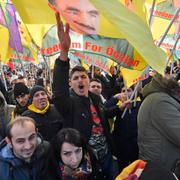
[13,101,30,118]
[138,74,180,171]
[0,137,50,180]
[0,91,15,141]
[22,104,63,141]
[113,101,141,170]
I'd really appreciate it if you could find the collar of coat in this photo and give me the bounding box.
[28,102,50,114]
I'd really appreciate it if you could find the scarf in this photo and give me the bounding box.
[59,153,92,180]
[28,102,50,114]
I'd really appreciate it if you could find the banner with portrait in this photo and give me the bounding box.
[40,0,167,75]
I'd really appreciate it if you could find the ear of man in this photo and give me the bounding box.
[5,137,12,148]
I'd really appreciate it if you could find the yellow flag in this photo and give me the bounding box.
[119,0,148,23]
[90,0,167,74]
[12,0,55,46]
[18,18,39,64]
[0,25,12,63]
[120,67,149,88]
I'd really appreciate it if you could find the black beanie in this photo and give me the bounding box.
[30,85,47,100]
[14,83,29,99]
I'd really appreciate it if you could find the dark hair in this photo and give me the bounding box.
[69,66,87,79]
[52,128,87,162]
[165,66,171,74]
[18,75,24,80]
[6,116,36,139]
[90,78,102,84]
[43,128,88,179]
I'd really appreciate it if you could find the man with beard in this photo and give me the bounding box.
[23,85,63,141]
[0,116,50,180]
[13,82,30,118]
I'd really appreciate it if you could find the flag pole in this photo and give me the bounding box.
[121,81,140,118]
[148,0,156,27]
[157,8,180,47]
[42,55,53,92]
[165,33,180,73]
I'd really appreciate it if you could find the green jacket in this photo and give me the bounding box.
[138,74,180,170]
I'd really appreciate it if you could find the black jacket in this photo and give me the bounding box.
[22,105,63,142]
[52,59,118,154]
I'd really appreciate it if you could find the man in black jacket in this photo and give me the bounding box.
[52,13,124,180]
[23,85,63,142]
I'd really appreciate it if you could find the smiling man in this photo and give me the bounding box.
[0,116,50,180]
[48,0,100,34]
[22,85,63,141]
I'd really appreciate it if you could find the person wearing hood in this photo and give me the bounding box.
[12,82,30,118]
[22,85,63,142]
[0,116,50,180]
[138,73,180,177]
[0,91,15,141]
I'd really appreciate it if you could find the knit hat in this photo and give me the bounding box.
[30,85,47,101]
[14,83,29,99]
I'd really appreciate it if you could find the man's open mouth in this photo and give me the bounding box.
[79,85,84,89]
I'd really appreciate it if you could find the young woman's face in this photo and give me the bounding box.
[60,142,83,169]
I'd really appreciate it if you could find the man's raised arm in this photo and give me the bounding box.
[56,12,71,61]
[52,13,72,115]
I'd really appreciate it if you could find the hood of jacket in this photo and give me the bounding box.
[0,135,49,167]
[142,74,180,102]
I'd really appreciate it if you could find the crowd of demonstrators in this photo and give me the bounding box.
[0,12,179,180]
[52,13,121,180]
